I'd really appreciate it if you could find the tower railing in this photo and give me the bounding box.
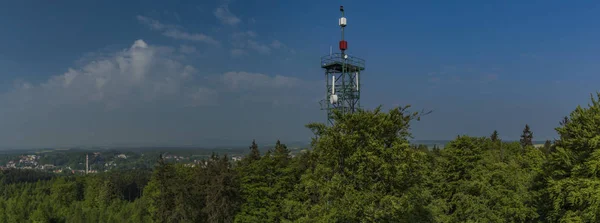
[321,53,365,71]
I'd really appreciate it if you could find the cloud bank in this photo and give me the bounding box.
[137,16,220,45]
[214,5,241,26]
[0,40,320,148]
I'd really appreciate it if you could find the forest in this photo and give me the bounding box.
[1,93,600,223]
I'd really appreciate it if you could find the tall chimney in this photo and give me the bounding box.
[86,154,89,174]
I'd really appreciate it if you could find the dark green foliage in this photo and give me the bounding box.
[541,140,552,156]
[520,124,534,148]
[6,93,600,222]
[0,169,54,184]
[559,116,570,127]
[248,140,261,161]
[537,93,600,222]
[144,153,241,223]
[202,154,241,222]
[0,169,152,222]
[281,106,434,222]
[555,116,571,148]
[429,137,543,222]
[235,140,297,222]
[491,130,500,142]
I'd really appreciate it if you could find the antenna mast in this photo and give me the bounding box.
[319,5,365,126]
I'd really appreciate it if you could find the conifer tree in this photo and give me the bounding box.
[292,105,432,222]
[202,154,240,223]
[542,140,552,155]
[248,140,260,161]
[146,154,176,222]
[489,130,505,160]
[520,124,533,148]
[490,130,500,142]
[273,140,290,164]
[235,141,282,222]
[559,116,570,126]
[541,93,600,221]
[556,116,571,146]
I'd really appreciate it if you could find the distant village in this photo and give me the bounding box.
[0,145,307,174]
[0,151,250,174]
[0,153,128,174]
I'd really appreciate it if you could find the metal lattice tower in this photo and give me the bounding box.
[319,5,365,126]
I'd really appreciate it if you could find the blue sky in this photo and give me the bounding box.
[0,0,599,148]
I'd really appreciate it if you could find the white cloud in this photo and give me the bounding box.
[16,40,311,109]
[232,31,257,39]
[188,87,218,107]
[229,32,293,56]
[163,30,219,45]
[220,71,311,90]
[270,40,295,54]
[0,40,319,147]
[179,45,197,54]
[25,40,200,110]
[215,71,320,107]
[214,5,241,26]
[137,15,219,45]
[230,49,246,57]
[247,31,257,38]
[247,40,271,54]
[270,40,283,49]
[136,15,170,30]
[230,31,256,52]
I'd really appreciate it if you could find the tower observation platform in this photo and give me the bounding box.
[321,53,365,73]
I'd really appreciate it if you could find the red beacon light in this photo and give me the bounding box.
[339,40,348,51]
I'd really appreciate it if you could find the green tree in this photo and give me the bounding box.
[490,130,500,142]
[555,116,571,147]
[287,105,433,222]
[520,124,533,148]
[273,140,290,165]
[559,116,570,126]
[202,154,240,223]
[248,140,261,161]
[146,155,178,222]
[236,141,292,223]
[430,137,542,222]
[541,140,552,156]
[540,93,600,222]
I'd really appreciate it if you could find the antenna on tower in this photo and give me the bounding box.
[319,5,365,126]
[339,5,347,56]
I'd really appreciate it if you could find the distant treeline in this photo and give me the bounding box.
[0,145,308,167]
[2,93,600,222]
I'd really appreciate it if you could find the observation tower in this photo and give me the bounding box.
[319,5,365,126]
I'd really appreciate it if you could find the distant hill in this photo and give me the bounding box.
[0,139,551,152]
[411,140,549,149]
